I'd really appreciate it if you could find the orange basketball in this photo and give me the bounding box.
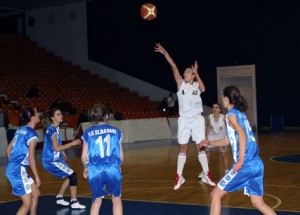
[140,3,157,21]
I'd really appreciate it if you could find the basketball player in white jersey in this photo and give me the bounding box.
[198,103,230,179]
[154,43,216,190]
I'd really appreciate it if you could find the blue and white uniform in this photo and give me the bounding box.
[206,114,227,153]
[5,126,38,196]
[218,107,263,196]
[81,124,123,201]
[177,81,205,144]
[42,125,73,178]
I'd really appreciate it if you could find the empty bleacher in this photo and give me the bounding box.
[0,34,173,129]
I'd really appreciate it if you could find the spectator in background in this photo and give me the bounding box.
[158,97,168,113]
[114,108,124,121]
[77,108,89,126]
[0,106,9,130]
[167,92,177,116]
[50,98,76,114]
[26,83,40,98]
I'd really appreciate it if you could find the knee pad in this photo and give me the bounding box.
[68,172,77,186]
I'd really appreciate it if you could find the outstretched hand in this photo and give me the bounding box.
[200,139,209,147]
[154,43,167,55]
[72,139,82,146]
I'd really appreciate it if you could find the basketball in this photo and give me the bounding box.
[140,3,157,21]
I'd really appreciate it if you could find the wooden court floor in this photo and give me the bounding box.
[0,131,300,213]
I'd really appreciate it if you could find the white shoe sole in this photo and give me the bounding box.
[201,177,216,187]
[174,178,186,190]
[198,172,204,179]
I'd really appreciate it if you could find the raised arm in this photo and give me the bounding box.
[51,134,81,152]
[192,61,205,92]
[154,43,183,89]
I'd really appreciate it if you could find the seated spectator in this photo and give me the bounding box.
[77,108,89,125]
[158,97,168,112]
[26,83,40,98]
[167,92,177,116]
[50,97,76,114]
[114,108,124,121]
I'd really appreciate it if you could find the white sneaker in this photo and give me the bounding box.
[56,197,70,206]
[201,171,216,187]
[71,201,86,209]
[198,171,204,179]
[174,174,185,190]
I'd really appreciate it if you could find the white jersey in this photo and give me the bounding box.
[207,114,226,141]
[177,82,203,117]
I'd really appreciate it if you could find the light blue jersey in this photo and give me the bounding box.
[42,125,62,162]
[5,126,38,196]
[42,125,73,178]
[82,124,123,201]
[226,108,259,163]
[217,107,264,196]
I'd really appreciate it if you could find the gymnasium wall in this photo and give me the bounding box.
[24,2,171,102]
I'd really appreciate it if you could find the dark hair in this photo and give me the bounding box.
[19,106,36,126]
[48,108,60,120]
[88,103,109,122]
[223,86,248,112]
[212,103,222,112]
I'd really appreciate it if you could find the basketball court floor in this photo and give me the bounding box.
[0,131,300,214]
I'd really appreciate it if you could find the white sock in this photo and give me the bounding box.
[198,151,209,174]
[56,195,63,198]
[177,153,186,175]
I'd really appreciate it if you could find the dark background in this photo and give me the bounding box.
[0,0,300,127]
[87,0,300,127]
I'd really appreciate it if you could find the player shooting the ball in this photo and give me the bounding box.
[154,43,216,190]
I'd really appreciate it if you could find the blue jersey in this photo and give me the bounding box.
[42,125,63,162]
[42,124,73,179]
[81,124,123,166]
[7,126,38,165]
[226,108,259,163]
[5,126,38,196]
[82,124,123,200]
[218,108,264,196]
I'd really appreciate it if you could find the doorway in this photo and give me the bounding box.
[217,64,257,131]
